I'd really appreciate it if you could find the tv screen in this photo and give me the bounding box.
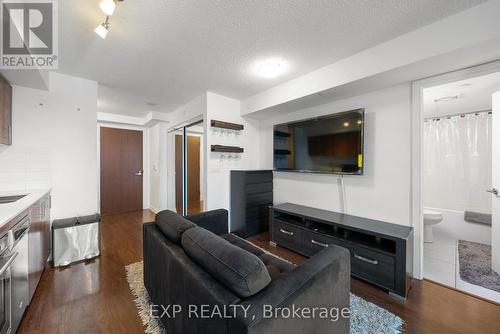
[273,109,364,174]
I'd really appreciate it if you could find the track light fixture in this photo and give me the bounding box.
[95,16,110,39]
[95,0,124,39]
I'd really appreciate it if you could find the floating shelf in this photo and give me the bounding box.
[274,149,291,155]
[211,145,244,153]
[274,130,291,138]
[211,120,244,131]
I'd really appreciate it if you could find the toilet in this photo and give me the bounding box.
[424,209,443,243]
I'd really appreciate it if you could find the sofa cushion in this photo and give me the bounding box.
[155,210,195,245]
[222,233,296,281]
[182,227,271,298]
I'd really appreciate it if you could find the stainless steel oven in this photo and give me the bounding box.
[0,231,17,334]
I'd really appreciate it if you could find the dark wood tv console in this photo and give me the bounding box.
[269,203,413,298]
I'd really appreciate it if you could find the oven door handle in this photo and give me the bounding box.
[0,252,18,276]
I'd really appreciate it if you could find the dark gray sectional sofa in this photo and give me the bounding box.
[143,209,350,334]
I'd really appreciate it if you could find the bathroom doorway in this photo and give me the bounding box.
[418,70,500,302]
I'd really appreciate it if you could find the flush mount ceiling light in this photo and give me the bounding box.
[255,58,288,79]
[95,0,124,39]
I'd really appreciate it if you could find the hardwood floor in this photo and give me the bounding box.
[18,210,155,334]
[19,210,500,334]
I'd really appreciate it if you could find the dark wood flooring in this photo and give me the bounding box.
[19,210,500,333]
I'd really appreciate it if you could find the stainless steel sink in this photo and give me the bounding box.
[0,195,27,204]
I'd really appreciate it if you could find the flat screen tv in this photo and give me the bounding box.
[273,109,364,175]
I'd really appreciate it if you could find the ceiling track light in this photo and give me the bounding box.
[95,0,124,39]
[95,16,110,39]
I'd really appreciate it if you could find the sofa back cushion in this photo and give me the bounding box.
[155,210,195,245]
[182,227,271,298]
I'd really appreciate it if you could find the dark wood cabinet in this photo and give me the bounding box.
[230,170,273,238]
[0,74,12,145]
[28,194,51,303]
[270,203,413,298]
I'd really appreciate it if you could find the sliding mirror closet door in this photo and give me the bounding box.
[170,120,204,216]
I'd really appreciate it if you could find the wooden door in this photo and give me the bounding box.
[187,136,201,203]
[100,127,143,215]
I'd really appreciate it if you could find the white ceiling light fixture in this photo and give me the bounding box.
[95,0,123,39]
[255,58,289,79]
[100,0,117,16]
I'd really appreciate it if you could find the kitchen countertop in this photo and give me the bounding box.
[0,189,51,228]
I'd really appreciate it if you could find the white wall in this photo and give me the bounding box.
[149,124,161,212]
[205,93,261,214]
[259,84,412,226]
[147,122,169,213]
[0,72,98,219]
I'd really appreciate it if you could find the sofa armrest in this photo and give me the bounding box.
[229,245,350,334]
[185,209,228,236]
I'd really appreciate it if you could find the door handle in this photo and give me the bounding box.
[487,188,499,196]
[134,170,144,176]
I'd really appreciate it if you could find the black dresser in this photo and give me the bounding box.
[230,170,273,238]
[270,203,413,298]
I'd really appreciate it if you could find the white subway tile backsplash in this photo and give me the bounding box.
[0,145,51,191]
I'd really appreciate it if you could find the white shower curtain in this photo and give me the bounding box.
[423,113,492,213]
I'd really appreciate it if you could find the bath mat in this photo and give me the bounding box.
[458,240,500,292]
[126,261,403,334]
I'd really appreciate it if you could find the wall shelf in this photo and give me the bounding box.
[211,120,244,131]
[211,145,244,153]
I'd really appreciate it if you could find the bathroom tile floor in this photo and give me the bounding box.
[424,230,500,303]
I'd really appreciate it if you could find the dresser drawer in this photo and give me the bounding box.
[272,220,302,250]
[245,182,273,195]
[245,171,273,184]
[347,243,395,290]
[301,230,344,256]
[246,192,273,207]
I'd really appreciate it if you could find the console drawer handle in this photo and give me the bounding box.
[354,254,378,265]
[279,228,294,236]
[311,239,328,248]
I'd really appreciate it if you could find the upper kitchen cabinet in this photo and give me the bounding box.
[0,74,12,145]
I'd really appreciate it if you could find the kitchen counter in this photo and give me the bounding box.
[0,188,51,229]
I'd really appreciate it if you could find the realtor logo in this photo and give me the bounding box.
[1,0,58,69]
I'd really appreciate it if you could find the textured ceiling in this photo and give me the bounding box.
[57,0,487,116]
